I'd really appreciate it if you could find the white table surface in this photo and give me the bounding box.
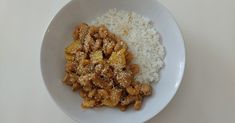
[0,0,235,123]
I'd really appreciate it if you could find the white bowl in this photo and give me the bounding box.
[40,0,185,123]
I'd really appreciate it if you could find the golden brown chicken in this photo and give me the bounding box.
[63,23,152,111]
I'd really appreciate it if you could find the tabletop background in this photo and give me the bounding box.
[0,0,235,123]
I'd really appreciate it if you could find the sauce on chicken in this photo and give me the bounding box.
[63,23,152,111]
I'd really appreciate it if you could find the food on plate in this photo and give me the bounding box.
[63,9,165,111]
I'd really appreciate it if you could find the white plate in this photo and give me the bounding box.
[40,0,185,123]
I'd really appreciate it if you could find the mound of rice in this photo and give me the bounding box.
[92,9,165,83]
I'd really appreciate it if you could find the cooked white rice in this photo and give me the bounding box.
[92,9,165,83]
